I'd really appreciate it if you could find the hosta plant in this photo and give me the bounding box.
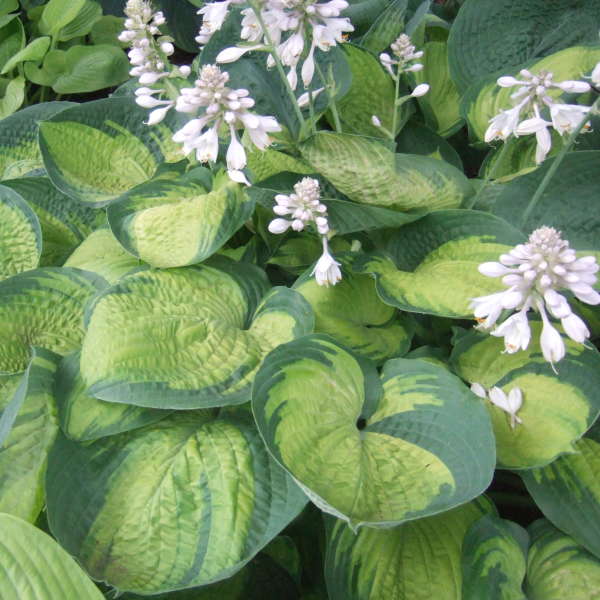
[1,0,600,598]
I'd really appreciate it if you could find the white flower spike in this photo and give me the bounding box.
[171,64,281,183]
[470,226,599,368]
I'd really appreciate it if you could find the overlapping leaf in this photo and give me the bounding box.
[81,258,313,409]
[46,411,308,594]
[0,512,103,599]
[324,497,493,600]
[253,335,495,527]
[355,210,525,318]
[0,267,106,374]
[451,326,600,468]
[39,97,185,206]
[108,171,254,268]
[0,185,41,280]
[301,132,472,212]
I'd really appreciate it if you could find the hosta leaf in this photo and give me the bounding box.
[461,515,528,600]
[0,512,104,599]
[46,412,307,594]
[56,352,169,441]
[521,436,600,560]
[301,132,472,212]
[413,40,463,137]
[462,46,600,142]
[0,101,73,179]
[486,151,600,256]
[81,259,313,409]
[336,44,407,138]
[450,326,600,469]
[0,267,106,374]
[65,227,142,284]
[293,258,414,364]
[324,497,493,600]
[354,210,525,318]
[3,176,104,266]
[525,520,600,599]
[253,335,495,527]
[107,172,255,268]
[0,348,59,522]
[39,97,185,206]
[447,0,600,92]
[246,147,313,183]
[0,185,41,279]
[360,0,407,55]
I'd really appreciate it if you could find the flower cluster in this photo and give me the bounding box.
[119,0,192,125]
[470,226,599,369]
[172,64,281,184]
[119,0,173,85]
[471,383,523,429]
[268,177,341,286]
[485,69,592,163]
[204,0,354,90]
[380,34,424,78]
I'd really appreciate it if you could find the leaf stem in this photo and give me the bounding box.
[520,97,599,227]
[248,2,305,136]
[314,60,341,133]
[464,140,511,210]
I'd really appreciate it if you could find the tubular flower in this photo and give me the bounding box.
[312,237,342,287]
[212,0,353,89]
[470,226,599,369]
[471,383,524,430]
[484,69,592,163]
[172,64,281,183]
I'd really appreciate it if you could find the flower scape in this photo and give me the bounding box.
[0,1,600,598]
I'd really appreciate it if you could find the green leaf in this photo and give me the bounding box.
[0,101,74,180]
[525,520,600,599]
[81,259,313,409]
[39,97,185,206]
[39,0,86,36]
[293,257,414,364]
[46,411,307,594]
[0,0,18,15]
[447,0,600,92]
[462,46,600,142]
[360,0,408,55]
[336,44,408,138]
[1,36,50,74]
[0,267,106,374]
[90,14,126,47]
[56,0,102,41]
[0,512,104,599]
[486,151,600,257]
[253,335,495,527]
[56,351,169,441]
[0,16,24,72]
[0,184,41,280]
[0,74,24,118]
[324,497,494,599]
[413,39,463,137]
[450,326,600,469]
[521,436,600,560]
[107,172,255,268]
[2,176,104,267]
[0,348,59,522]
[301,132,473,212]
[64,227,142,283]
[461,515,528,600]
[354,210,525,318]
[246,148,314,183]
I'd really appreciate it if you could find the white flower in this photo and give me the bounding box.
[470,226,599,366]
[485,68,592,160]
[411,83,430,97]
[268,177,329,234]
[470,382,487,399]
[297,86,325,107]
[550,103,591,136]
[195,0,246,46]
[312,237,342,286]
[171,64,281,181]
[488,386,523,429]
